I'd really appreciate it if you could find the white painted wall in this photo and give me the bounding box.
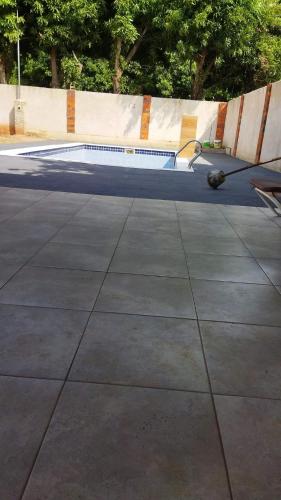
[0,84,221,143]
[224,79,281,170]
[20,86,67,134]
[0,84,16,132]
[236,86,266,163]
[75,91,143,138]
[223,96,241,151]
[260,80,281,170]
[149,97,219,143]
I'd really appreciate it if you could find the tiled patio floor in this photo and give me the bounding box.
[0,187,281,500]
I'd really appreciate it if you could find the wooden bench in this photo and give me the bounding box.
[250,178,281,215]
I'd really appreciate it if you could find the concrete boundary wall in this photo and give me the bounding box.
[236,86,266,163]
[222,97,241,152]
[0,84,222,145]
[260,81,281,170]
[0,85,16,134]
[223,79,281,169]
[75,91,143,138]
[149,97,219,143]
[20,86,67,135]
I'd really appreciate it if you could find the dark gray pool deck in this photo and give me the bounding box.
[0,140,281,205]
[0,183,281,500]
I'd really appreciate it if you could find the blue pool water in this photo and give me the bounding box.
[20,144,177,170]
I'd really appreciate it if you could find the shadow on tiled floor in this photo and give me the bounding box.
[0,187,280,499]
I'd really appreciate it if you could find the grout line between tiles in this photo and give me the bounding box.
[0,300,280,329]
[19,195,135,500]
[0,192,117,293]
[175,200,234,500]
[1,373,281,402]
[217,206,281,294]
[0,189,53,224]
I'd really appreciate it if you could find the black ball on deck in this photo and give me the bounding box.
[207,170,226,189]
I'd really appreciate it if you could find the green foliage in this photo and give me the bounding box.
[1,0,281,98]
[61,56,114,92]
[61,57,82,89]
[0,0,23,44]
[22,51,51,85]
[0,0,24,82]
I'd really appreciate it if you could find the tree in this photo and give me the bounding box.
[163,0,265,99]
[1,0,280,100]
[0,0,23,83]
[24,0,104,87]
[254,0,281,86]
[107,0,168,93]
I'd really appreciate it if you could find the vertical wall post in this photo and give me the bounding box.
[140,95,151,140]
[215,102,228,143]
[67,89,75,133]
[255,83,272,163]
[14,99,25,135]
[233,95,245,157]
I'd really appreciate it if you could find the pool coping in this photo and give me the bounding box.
[0,142,194,172]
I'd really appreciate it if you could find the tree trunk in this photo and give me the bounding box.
[50,47,59,88]
[191,51,216,100]
[113,27,148,94]
[126,26,148,64]
[0,55,7,84]
[191,52,207,100]
[113,38,122,94]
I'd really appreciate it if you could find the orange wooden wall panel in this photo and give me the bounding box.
[140,95,152,140]
[67,89,75,133]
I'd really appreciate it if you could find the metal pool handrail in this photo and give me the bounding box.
[173,140,202,169]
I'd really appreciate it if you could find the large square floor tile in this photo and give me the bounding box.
[130,201,177,220]
[95,273,196,318]
[0,376,61,500]
[70,312,208,391]
[192,280,281,326]
[0,259,22,288]
[31,242,115,272]
[109,242,188,277]
[0,267,105,311]
[91,194,133,206]
[12,207,71,227]
[180,221,237,239]
[0,201,32,222]
[0,219,60,242]
[220,205,275,227]
[45,191,91,203]
[70,212,126,231]
[125,215,180,236]
[53,223,121,247]
[22,383,230,500]
[81,198,131,217]
[118,228,183,251]
[215,395,281,500]
[187,254,270,284]
[234,225,281,258]
[0,220,60,263]
[33,197,88,215]
[257,258,281,286]
[176,201,221,213]
[201,321,281,398]
[273,216,281,227]
[178,210,228,225]
[0,304,89,378]
[183,235,250,257]
[0,188,49,203]
[133,198,175,210]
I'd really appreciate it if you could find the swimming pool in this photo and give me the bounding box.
[0,143,194,172]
